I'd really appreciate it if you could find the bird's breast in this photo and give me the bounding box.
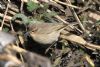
[30,31,60,45]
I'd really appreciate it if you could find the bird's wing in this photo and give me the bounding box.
[28,23,65,34]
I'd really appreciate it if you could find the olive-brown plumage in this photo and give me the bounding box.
[28,23,66,45]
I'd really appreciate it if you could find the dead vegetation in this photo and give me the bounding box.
[0,0,100,67]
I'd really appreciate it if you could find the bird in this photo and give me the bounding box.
[27,22,67,45]
[0,31,16,52]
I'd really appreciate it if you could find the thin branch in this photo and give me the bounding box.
[20,0,24,13]
[0,54,22,64]
[47,9,83,33]
[54,0,81,9]
[16,41,24,63]
[9,5,19,12]
[66,0,86,33]
[0,13,12,20]
[8,10,17,15]
[0,1,10,31]
[60,34,100,51]
[20,0,38,3]
[84,54,95,67]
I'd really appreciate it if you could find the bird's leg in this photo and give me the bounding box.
[45,42,56,54]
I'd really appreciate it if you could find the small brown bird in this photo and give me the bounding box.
[28,22,66,45]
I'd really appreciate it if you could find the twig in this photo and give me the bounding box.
[20,0,24,13]
[54,0,81,9]
[60,33,100,51]
[7,45,26,53]
[93,0,100,5]
[47,9,83,33]
[9,5,19,12]
[16,41,24,63]
[20,0,81,10]
[84,54,95,67]
[8,10,17,15]
[20,0,38,3]
[0,13,14,30]
[0,13,12,20]
[66,0,86,33]
[10,20,15,32]
[0,54,22,64]
[0,1,10,31]
[78,0,92,14]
